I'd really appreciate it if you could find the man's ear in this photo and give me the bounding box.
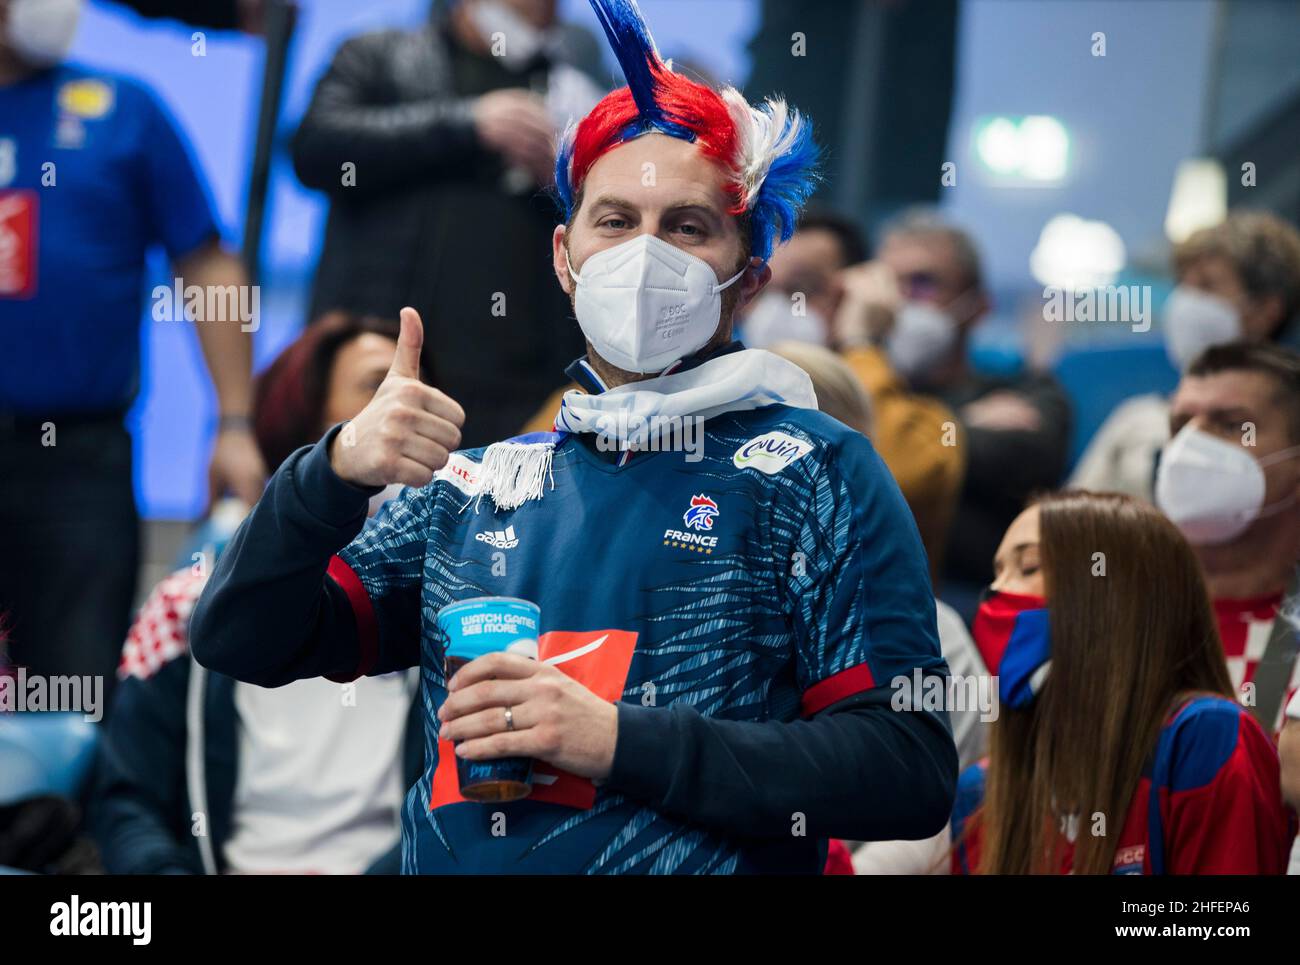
[552,224,573,296]
[734,259,772,315]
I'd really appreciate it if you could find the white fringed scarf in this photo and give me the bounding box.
[473,349,818,512]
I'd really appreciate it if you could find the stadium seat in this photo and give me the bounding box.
[1053,343,1180,468]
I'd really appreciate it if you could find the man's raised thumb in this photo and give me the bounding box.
[390,307,425,380]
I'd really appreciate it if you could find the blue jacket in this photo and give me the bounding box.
[191,346,958,873]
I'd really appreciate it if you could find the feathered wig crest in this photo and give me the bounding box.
[555,0,820,262]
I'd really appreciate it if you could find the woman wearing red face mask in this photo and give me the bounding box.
[953,490,1293,875]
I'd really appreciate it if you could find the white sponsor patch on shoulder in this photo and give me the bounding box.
[732,431,815,475]
[435,452,482,496]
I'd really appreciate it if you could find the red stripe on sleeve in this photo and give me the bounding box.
[325,555,379,683]
[801,663,876,717]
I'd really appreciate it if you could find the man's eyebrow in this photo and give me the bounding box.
[587,194,638,212]
[585,196,725,222]
[662,200,724,219]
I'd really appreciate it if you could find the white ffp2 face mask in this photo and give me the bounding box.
[7,0,83,67]
[568,233,747,375]
[741,289,828,349]
[887,301,958,382]
[1163,285,1242,372]
[1155,424,1300,545]
[468,0,552,70]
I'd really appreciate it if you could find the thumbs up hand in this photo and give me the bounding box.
[329,308,465,489]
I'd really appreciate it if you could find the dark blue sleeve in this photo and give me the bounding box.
[131,83,221,260]
[190,426,422,687]
[787,430,947,715]
[608,693,956,841]
[605,430,957,840]
[90,658,203,875]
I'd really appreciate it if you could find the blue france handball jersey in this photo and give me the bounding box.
[335,403,944,874]
[0,65,217,414]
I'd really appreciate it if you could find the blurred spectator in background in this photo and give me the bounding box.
[292,0,603,448]
[952,491,1291,875]
[795,211,964,576]
[1282,694,1300,867]
[0,0,264,702]
[835,210,1067,596]
[1154,342,1300,736]
[1074,211,1300,501]
[767,340,872,434]
[738,208,866,350]
[93,313,423,875]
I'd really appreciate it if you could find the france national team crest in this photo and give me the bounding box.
[683,494,719,531]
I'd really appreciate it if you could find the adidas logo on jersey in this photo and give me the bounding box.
[475,525,519,549]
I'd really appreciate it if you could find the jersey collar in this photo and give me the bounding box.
[563,340,747,395]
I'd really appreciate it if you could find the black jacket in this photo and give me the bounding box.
[292,23,585,447]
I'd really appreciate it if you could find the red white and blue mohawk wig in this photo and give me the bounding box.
[555,0,821,263]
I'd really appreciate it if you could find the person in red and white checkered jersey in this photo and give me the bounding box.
[1158,342,1300,736]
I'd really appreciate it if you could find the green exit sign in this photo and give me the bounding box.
[972,114,1070,183]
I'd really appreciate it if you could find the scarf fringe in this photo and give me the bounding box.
[474,441,555,512]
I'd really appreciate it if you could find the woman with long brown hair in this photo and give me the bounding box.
[952,490,1293,874]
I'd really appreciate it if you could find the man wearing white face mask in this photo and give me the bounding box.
[833,209,1072,607]
[719,211,969,575]
[193,0,956,875]
[1073,211,1300,502]
[1155,342,1300,741]
[291,0,604,449]
[737,208,866,350]
[523,207,964,571]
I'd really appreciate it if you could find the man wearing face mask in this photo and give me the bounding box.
[192,0,956,875]
[0,0,264,703]
[524,208,967,572]
[1073,210,1300,501]
[833,209,1072,604]
[292,0,605,449]
[738,208,864,350]
[1155,342,1300,738]
[748,211,967,574]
